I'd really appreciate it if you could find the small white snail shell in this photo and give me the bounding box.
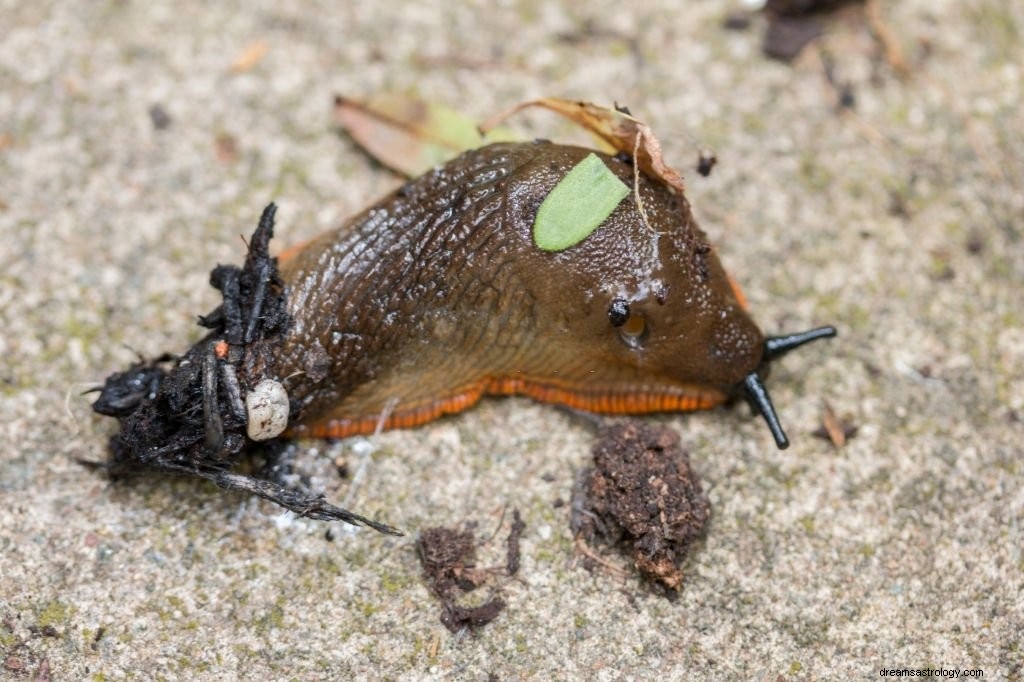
[245,379,290,440]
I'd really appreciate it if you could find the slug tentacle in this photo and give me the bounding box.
[744,372,788,449]
[745,325,839,449]
[764,326,838,360]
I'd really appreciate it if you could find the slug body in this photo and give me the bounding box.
[276,142,785,440]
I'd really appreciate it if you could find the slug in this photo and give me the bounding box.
[92,140,835,534]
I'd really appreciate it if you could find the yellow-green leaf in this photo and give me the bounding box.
[333,94,519,178]
[533,153,630,252]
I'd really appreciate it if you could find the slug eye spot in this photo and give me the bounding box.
[618,311,647,349]
[608,298,630,327]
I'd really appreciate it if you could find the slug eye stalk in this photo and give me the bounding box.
[764,326,838,362]
[744,326,838,449]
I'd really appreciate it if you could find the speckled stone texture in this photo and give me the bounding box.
[1,1,1021,679]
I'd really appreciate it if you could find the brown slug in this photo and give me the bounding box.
[274,141,833,447]
[92,140,834,534]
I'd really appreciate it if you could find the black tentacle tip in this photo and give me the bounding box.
[745,372,789,450]
[747,325,838,450]
[764,325,837,360]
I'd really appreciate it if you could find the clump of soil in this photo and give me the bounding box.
[572,421,709,590]
[417,511,525,632]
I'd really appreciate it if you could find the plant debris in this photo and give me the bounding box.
[90,204,401,535]
[229,39,269,73]
[479,98,687,199]
[757,0,908,77]
[506,509,526,576]
[214,132,240,164]
[572,421,709,591]
[417,512,525,633]
[762,0,866,61]
[333,93,518,178]
[813,399,858,447]
[696,149,717,177]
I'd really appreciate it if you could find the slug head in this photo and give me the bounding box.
[510,144,835,448]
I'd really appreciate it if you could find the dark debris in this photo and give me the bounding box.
[148,103,172,130]
[506,509,526,576]
[90,204,401,536]
[696,150,717,177]
[572,421,710,591]
[417,512,525,633]
[762,0,866,61]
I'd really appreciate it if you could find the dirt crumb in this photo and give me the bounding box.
[506,509,526,576]
[572,421,710,590]
[417,514,524,633]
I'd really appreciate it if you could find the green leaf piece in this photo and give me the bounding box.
[533,153,630,252]
[334,94,519,178]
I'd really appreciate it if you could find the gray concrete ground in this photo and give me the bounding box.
[1,1,1022,679]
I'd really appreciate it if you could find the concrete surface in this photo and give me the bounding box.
[1,1,1021,679]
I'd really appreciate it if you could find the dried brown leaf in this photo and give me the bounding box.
[815,399,858,447]
[214,132,239,164]
[822,399,846,447]
[334,94,518,178]
[478,98,687,196]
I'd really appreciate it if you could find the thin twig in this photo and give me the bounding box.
[865,0,910,77]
